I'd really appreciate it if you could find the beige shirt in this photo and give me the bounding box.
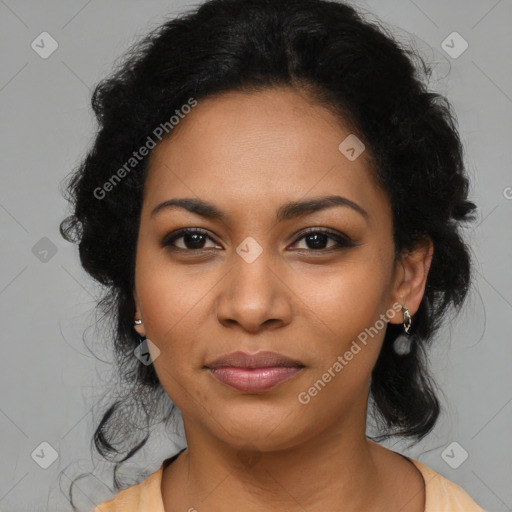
[92,456,486,512]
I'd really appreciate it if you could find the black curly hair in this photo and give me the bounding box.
[59,0,477,504]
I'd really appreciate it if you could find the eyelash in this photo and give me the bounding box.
[161,227,357,253]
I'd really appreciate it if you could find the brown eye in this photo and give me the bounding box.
[162,228,221,251]
[290,229,357,252]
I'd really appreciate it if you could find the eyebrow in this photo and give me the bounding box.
[150,195,369,223]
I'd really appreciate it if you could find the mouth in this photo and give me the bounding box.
[204,351,305,392]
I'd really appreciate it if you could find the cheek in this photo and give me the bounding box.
[134,255,220,406]
[135,247,215,343]
[139,283,209,414]
[290,253,392,399]
[296,252,392,342]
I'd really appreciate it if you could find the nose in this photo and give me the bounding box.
[215,250,293,333]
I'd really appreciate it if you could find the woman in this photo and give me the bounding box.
[60,0,485,510]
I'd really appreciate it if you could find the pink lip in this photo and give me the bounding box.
[205,351,305,392]
[208,366,304,392]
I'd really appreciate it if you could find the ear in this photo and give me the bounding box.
[388,237,434,325]
[133,286,146,337]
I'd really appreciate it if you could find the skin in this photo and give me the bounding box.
[132,86,433,512]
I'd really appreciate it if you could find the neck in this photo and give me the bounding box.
[162,419,405,512]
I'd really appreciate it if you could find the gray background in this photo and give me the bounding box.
[0,0,511,511]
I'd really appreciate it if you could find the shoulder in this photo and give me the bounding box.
[91,461,166,512]
[411,459,486,512]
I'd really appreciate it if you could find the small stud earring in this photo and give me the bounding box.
[402,307,412,334]
[134,319,142,325]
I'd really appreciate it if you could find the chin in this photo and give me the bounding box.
[205,405,314,453]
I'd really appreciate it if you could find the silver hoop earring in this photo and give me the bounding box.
[134,319,142,325]
[402,308,411,334]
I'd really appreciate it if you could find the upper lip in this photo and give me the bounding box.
[205,351,305,369]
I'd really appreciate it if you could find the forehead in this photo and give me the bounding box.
[142,87,388,223]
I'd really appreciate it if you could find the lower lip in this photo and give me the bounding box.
[207,366,303,392]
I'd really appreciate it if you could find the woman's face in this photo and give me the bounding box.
[133,87,420,451]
